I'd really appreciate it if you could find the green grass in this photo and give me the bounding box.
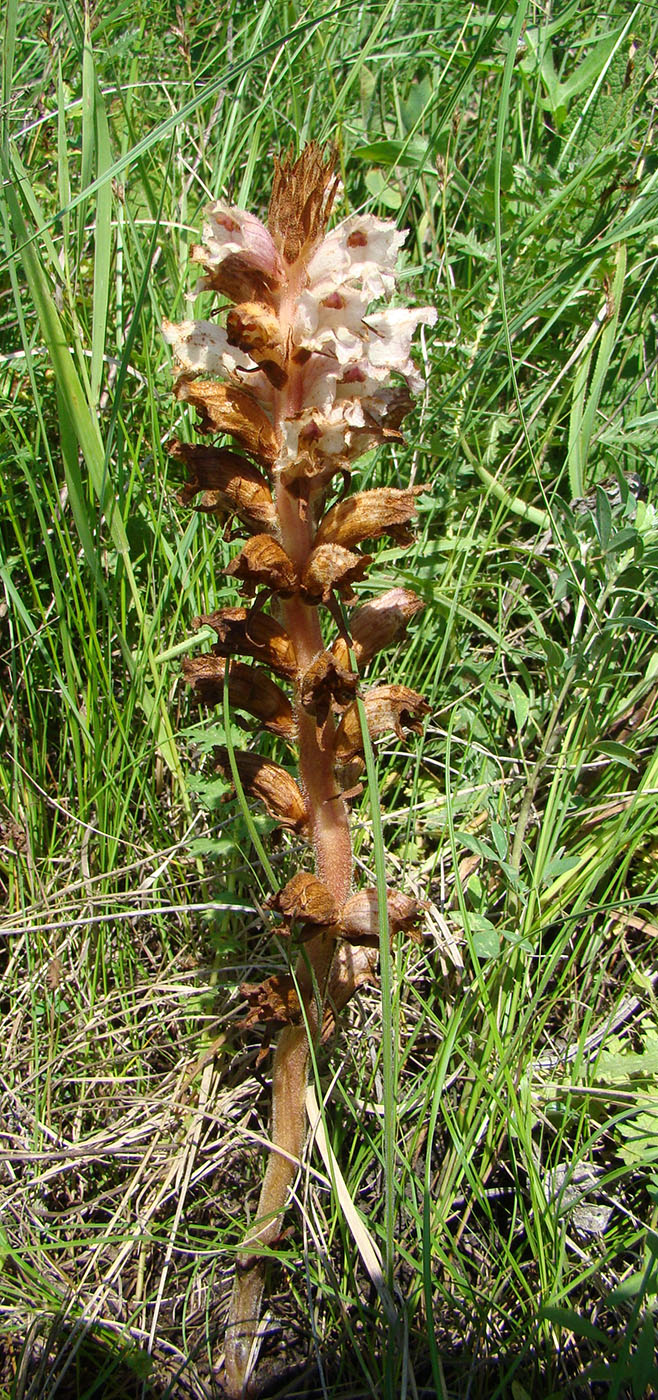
[2,1,658,1396]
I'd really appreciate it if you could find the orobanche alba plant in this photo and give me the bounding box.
[164,144,435,1397]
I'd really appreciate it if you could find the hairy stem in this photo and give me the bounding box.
[225,485,352,1396]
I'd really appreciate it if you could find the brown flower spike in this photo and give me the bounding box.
[165,144,434,1397]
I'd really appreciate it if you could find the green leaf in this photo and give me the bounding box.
[595,484,612,550]
[471,921,501,960]
[508,679,530,731]
[364,168,402,209]
[352,138,430,169]
[540,1305,607,1343]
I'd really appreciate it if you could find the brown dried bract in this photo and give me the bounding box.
[269,872,340,927]
[301,543,372,604]
[339,889,422,946]
[299,651,358,724]
[168,439,276,531]
[192,250,280,305]
[175,379,278,466]
[268,142,339,266]
[197,607,298,679]
[183,656,294,739]
[226,535,298,597]
[240,974,302,1029]
[364,384,415,433]
[334,684,430,763]
[315,487,424,552]
[214,749,307,831]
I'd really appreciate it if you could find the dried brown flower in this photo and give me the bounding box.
[240,974,302,1028]
[332,587,425,670]
[168,439,276,531]
[334,684,430,762]
[315,486,424,551]
[214,749,307,830]
[197,607,298,679]
[299,651,358,721]
[175,379,278,466]
[301,542,372,603]
[226,535,298,597]
[269,872,340,927]
[339,888,422,945]
[183,656,294,739]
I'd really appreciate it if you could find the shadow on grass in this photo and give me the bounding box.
[0,1311,212,1400]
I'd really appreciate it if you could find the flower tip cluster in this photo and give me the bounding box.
[166,144,436,491]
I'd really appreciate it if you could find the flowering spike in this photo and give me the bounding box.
[165,144,434,1398]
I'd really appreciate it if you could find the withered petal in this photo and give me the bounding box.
[227,302,286,363]
[331,587,425,670]
[315,486,425,552]
[226,535,298,597]
[197,607,298,680]
[183,656,294,739]
[268,872,340,926]
[175,379,278,466]
[168,439,276,531]
[301,543,372,604]
[334,684,430,763]
[194,250,280,305]
[339,888,422,945]
[240,975,302,1029]
[215,748,307,830]
[299,650,358,722]
[322,943,378,1040]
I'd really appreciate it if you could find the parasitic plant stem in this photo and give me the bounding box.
[165,144,434,1396]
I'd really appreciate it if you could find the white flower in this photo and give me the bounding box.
[162,318,256,378]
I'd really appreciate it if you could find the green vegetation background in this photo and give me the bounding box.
[1,1,658,1396]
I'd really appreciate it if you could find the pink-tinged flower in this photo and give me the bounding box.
[191,201,285,286]
[165,146,435,489]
